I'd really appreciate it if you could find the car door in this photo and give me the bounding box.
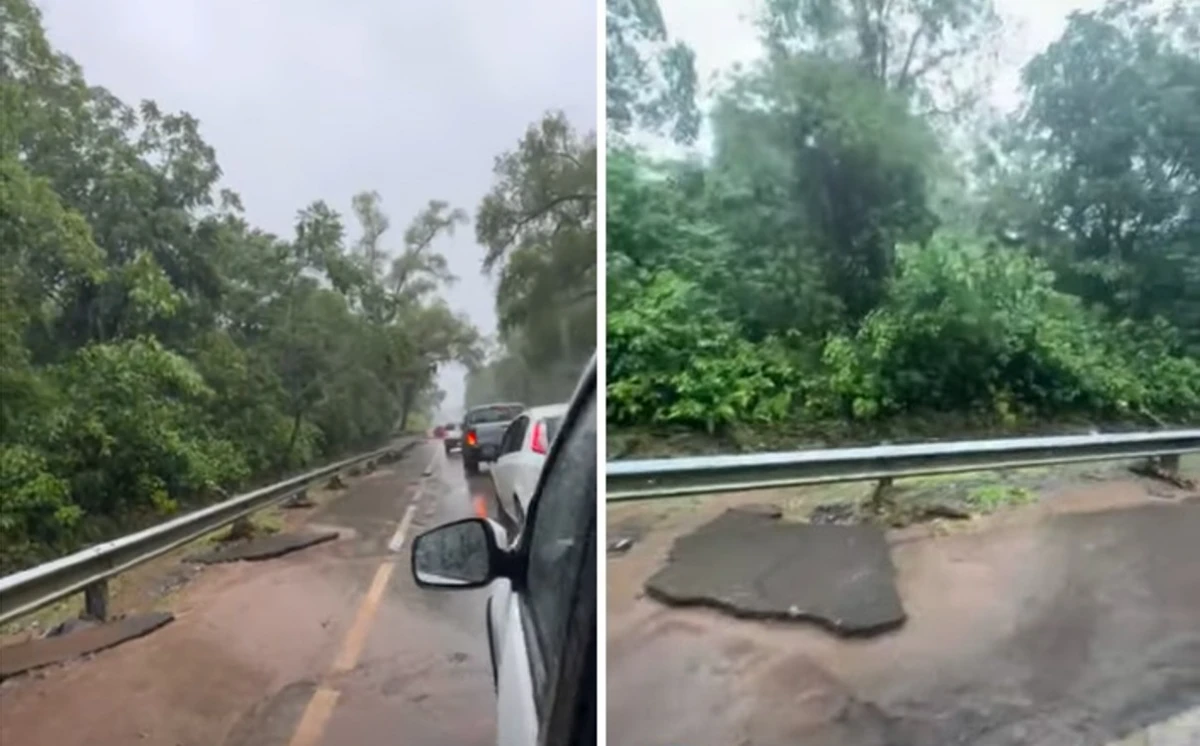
[493,415,528,505]
[493,369,595,746]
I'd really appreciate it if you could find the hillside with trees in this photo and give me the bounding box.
[0,0,494,571]
[606,0,1200,454]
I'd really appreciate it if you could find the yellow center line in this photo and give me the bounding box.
[287,686,342,746]
[329,560,396,675]
[287,444,435,746]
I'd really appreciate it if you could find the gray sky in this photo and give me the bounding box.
[39,0,597,418]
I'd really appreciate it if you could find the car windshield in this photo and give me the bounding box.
[466,405,524,424]
[544,415,563,445]
[445,424,457,432]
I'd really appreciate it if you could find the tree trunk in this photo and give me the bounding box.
[280,408,304,470]
[398,381,417,432]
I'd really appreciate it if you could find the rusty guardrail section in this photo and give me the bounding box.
[606,429,1200,501]
[0,440,416,626]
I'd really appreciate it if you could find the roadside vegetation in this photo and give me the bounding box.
[606,0,1200,451]
[0,0,582,572]
[464,116,598,408]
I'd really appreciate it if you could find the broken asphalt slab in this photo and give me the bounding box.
[187,530,338,564]
[0,612,174,680]
[645,507,906,636]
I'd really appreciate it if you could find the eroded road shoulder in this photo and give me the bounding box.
[0,443,500,746]
[608,474,1200,746]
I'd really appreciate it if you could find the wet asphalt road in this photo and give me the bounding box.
[608,482,1200,746]
[0,440,508,746]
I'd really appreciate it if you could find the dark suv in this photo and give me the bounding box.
[461,402,525,475]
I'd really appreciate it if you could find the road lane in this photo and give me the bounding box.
[0,440,507,746]
[316,445,502,746]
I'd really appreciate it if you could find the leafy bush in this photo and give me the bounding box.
[43,338,249,521]
[0,445,77,569]
[811,236,1200,422]
[608,272,797,431]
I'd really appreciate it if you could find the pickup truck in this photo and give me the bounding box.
[461,402,526,476]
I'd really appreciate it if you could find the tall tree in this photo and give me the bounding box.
[759,0,1002,117]
[0,0,485,570]
[988,0,1200,348]
[710,55,940,328]
[606,0,701,143]
[476,112,597,375]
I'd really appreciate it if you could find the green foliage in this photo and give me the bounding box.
[607,273,797,431]
[0,0,486,571]
[987,0,1200,350]
[710,55,941,325]
[811,236,1200,422]
[467,111,598,407]
[607,0,1200,445]
[967,484,1035,512]
[0,446,75,569]
[49,338,249,514]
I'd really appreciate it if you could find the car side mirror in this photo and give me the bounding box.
[411,517,506,590]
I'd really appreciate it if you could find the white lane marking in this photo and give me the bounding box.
[388,504,416,552]
[388,445,440,552]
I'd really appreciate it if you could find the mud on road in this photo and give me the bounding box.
[0,442,507,746]
[607,471,1200,746]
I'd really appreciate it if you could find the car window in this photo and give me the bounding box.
[503,416,529,455]
[520,391,596,709]
[465,404,525,424]
[445,423,458,432]
[544,415,563,446]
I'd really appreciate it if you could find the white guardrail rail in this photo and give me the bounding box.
[0,441,416,626]
[606,429,1200,502]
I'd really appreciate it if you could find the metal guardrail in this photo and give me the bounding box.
[0,441,415,626]
[606,429,1200,501]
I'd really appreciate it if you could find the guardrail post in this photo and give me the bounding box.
[867,476,895,514]
[1159,453,1180,475]
[83,580,108,621]
[283,487,311,508]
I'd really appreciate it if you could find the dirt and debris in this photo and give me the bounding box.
[43,618,98,639]
[0,613,174,681]
[1129,456,1197,491]
[186,530,339,564]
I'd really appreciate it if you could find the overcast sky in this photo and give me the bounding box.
[39,0,597,418]
[659,0,1110,103]
[650,0,1112,155]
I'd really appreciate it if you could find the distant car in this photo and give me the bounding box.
[411,357,595,746]
[442,422,462,454]
[490,403,569,524]
[461,403,525,475]
[432,425,446,439]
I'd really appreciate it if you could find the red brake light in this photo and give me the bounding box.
[465,430,477,447]
[531,421,547,455]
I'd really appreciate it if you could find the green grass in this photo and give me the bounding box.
[966,484,1037,512]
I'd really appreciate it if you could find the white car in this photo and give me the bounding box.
[490,403,569,524]
[410,359,596,746]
